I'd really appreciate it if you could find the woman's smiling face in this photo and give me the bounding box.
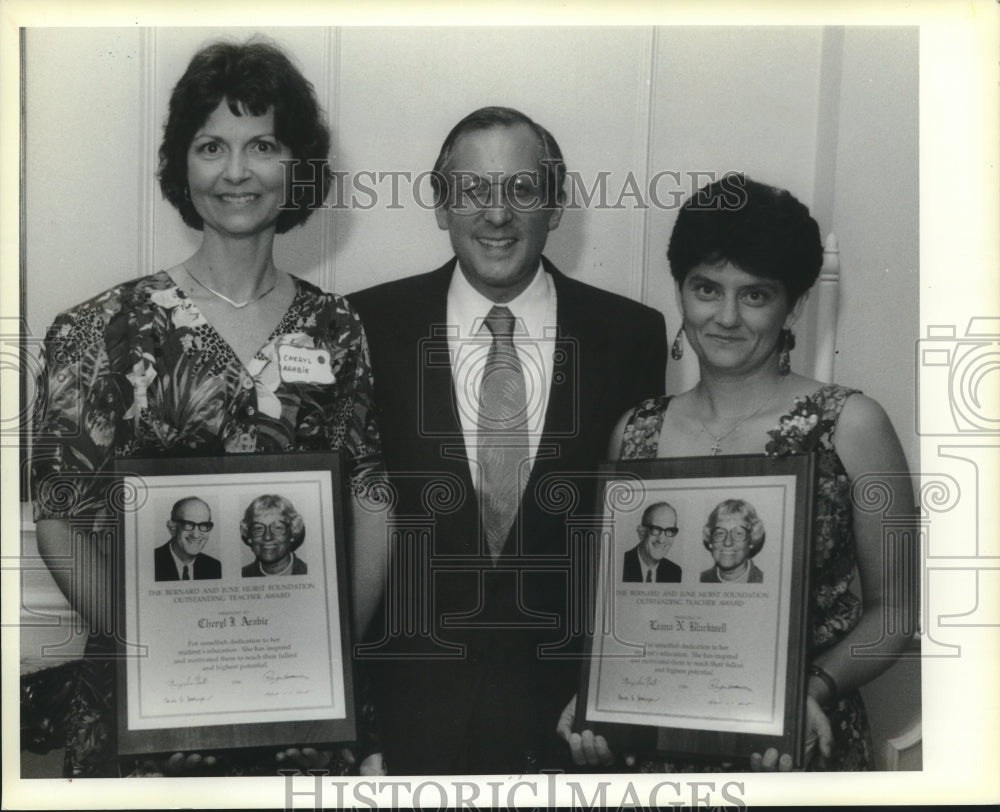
[678,261,798,376]
[246,506,293,567]
[186,101,291,239]
[708,512,751,574]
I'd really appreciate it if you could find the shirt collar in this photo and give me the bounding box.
[448,261,549,338]
[169,544,193,576]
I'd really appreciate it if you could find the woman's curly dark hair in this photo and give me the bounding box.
[158,38,333,234]
[667,173,823,304]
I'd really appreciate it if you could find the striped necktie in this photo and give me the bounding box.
[477,305,528,561]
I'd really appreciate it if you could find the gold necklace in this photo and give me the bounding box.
[696,391,775,455]
[184,264,278,309]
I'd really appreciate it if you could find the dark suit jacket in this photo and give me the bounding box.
[153,542,221,581]
[622,544,682,583]
[700,562,764,583]
[348,257,666,774]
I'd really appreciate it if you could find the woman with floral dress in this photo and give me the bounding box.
[31,39,386,777]
[559,175,917,771]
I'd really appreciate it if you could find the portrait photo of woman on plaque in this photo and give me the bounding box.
[240,494,308,577]
[699,498,765,584]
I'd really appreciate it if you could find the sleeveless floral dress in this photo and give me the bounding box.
[618,383,873,771]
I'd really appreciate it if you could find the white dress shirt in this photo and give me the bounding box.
[446,263,558,489]
[169,545,193,579]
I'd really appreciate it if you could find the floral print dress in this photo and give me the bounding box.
[618,384,873,771]
[30,271,382,776]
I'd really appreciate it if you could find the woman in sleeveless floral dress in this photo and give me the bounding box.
[559,175,917,771]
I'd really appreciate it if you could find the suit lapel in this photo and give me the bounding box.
[401,263,476,541]
[509,261,591,555]
[537,258,608,444]
[526,260,599,476]
[411,262,466,449]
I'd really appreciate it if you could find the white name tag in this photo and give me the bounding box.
[277,345,336,384]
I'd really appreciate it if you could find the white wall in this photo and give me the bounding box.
[828,27,919,471]
[25,28,143,335]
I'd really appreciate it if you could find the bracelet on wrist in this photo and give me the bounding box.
[808,664,838,709]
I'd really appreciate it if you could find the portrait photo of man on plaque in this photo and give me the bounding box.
[621,500,683,583]
[153,496,222,582]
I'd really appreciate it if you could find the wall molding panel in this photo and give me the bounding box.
[632,26,657,308]
[138,27,158,285]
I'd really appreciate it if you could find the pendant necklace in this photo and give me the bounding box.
[184,264,278,309]
[697,390,775,455]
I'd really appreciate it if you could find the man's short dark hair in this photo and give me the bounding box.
[641,501,676,525]
[170,496,209,522]
[430,106,566,209]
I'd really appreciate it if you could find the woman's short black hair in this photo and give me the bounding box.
[667,174,823,304]
[158,38,332,234]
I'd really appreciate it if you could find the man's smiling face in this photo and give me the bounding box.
[435,123,563,303]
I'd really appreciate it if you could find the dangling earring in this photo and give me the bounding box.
[671,325,685,360]
[778,327,795,375]
[183,185,191,202]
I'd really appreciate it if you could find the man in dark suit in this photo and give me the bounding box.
[153,496,222,581]
[349,107,666,774]
[621,501,682,583]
